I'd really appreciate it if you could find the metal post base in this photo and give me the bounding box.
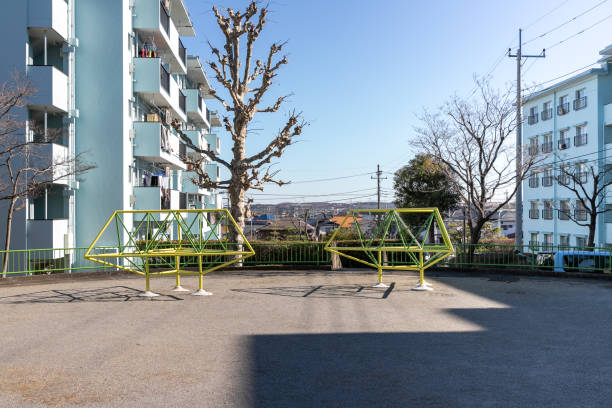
[172,286,190,292]
[412,283,433,291]
[421,280,433,287]
[140,291,160,297]
[372,282,389,288]
[192,289,213,296]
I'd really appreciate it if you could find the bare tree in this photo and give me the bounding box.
[413,79,539,253]
[175,2,304,243]
[0,75,95,277]
[556,160,612,248]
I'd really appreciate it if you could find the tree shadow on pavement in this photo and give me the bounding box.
[0,286,183,303]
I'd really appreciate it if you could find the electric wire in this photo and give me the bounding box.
[523,0,609,46]
[545,12,612,51]
[523,0,573,30]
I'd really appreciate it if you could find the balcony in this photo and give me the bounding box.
[575,209,588,221]
[541,109,553,121]
[576,172,588,184]
[184,89,208,125]
[574,133,587,146]
[182,172,207,194]
[206,163,220,182]
[529,209,539,219]
[133,186,180,211]
[541,142,552,153]
[558,174,571,186]
[541,176,553,187]
[133,58,187,121]
[542,209,553,220]
[26,65,68,112]
[528,145,538,156]
[557,103,570,116]
[527,114,538,125]
[26,218,69,250]
[28,0,69,40]
[132,0,187,74]
[528,177,539,188]
[207,109,222,127]
[573,96,587,111]
[133,122,187,170]
[206,134,220,154]
[186,55,212,96]
[558,209,570,221]
[32,143,70,185]
[558,138,570,150]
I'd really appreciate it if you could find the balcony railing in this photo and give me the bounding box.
[160,63,170,93]
[528,177,539,188]
[542,176,553,186]
[574,133,587,146]
[528,145,538,156]
[159,0,170,35]
[576,171,588,184]
[558,209,570,220]
[179,192,187,209]
[527,114,538,125]
[179,39,186,66]
[197,93,203,111]
[179,90,186,113]
[528,240,539,249]
[558,138,570,150]
[529,209,539,219]
[541,142,553,153]
[541,109,553,121]
[573,96,587,111]
[557,103,569,115]
[178,142,186,160]
[541,242,554,251]
[575,209,587,221]
[542,209,553,220]
[558,174,570,186]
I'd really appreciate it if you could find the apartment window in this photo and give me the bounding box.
[575,201,587,221]
[541,101,553,121]
[573,88,587,110]
[528,137,538,155]
[543,233,553,250]
[529,171,539,188]
[542,168,553,186]
[575,162,588,184]
[558,165,571,185]
[541,133,553,153]
[558,95,569,115]
[529,201,539,219]
[574,124,587,146]
[529,232,539,248]
[558,129,570,150]
[559,200,570,220]
[559,235,570,248]
[576,236,587,248]
[542,201,553,219]
[528,106,539,125]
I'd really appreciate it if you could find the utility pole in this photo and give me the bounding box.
[371,164,387,209]
[508,28,545,248]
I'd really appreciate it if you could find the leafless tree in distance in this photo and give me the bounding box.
[413,79,540,256]
[0,74,95,277]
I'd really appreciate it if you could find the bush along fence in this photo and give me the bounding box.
[1,241,612,277]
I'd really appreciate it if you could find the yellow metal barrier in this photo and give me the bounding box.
[324,208,454,291]
[84,209,254,297]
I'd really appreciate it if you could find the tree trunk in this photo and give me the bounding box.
[587,213,597,250]
[2,198,17,278]
[228,183,246,245]
[467,220,484,263]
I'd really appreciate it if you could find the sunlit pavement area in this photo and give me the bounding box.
[1,270,612,407]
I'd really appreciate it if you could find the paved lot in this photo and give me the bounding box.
[0,269,611,407]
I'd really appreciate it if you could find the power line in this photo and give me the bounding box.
[546,12,612,51]
[522,62,601,95]
[523,0,573,30]
[523,0,609,45]
[287,172,375,184]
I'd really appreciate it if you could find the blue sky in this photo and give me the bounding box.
[182,0,612,204]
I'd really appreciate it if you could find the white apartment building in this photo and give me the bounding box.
[0,0,223,252]
[522,44,612,248]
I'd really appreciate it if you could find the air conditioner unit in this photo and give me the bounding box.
[560,143,567,149]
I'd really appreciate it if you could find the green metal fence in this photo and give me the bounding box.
[1,242,611,277]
